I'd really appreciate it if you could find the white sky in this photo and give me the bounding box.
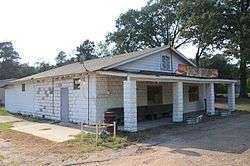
[0,0,196,65]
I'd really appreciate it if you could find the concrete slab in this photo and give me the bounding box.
[0,116,22,123]
[12,121,82,142]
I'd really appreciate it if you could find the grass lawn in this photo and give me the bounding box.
[0,107,9,116]
[61,132,129,154]
[0,122,129,158]
[216,97,250,112]
[0,122,13,131]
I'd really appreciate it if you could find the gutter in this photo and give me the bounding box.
[97,71,237,84]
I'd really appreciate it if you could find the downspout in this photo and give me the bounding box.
[81,61,90,125]
[87,74,90,124]
[52,77,55,115]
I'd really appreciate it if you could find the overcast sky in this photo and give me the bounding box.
[0,0,196,65]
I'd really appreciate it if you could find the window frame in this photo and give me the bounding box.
[21,84,25,92]
[161,55,171,71]
[147,85,163,105]
[73,78,81,90]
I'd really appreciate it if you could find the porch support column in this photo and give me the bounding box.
[173,82,184,122]
[123,79,137,132]
[227,83,236,112]
[206,83,215,115]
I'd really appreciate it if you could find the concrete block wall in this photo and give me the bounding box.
[95,75,174,123]
[5,81,35,115]
[183,84,206,113]
[5,73,208,125]
[96,75,125,122]
[5,75,97,124]
[34,79,60,120]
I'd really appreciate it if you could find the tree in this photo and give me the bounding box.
[179,0,226,66]
[179,0,250,98]
[17,64,37,78]
[76,40,97,61]
[107,0,191,54]
[35,62,54,73]
[0,41,20,79]
[199,54,239,79]
[222,0,250,98]
[95,41,112,57]
[0,41,20,62]
[55,51,68,67]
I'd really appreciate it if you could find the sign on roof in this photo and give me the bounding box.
[176,64,218,78]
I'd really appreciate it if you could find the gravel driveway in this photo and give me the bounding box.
[1,112,250,165]
[83,112,250,166]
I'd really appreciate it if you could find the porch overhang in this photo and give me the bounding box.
[97,71,237,84]
[98,70,236,132]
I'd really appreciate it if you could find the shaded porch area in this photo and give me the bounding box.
[100,71,237,132]
[122,75,236,132]
[118,110,209,131]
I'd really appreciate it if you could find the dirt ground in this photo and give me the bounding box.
[1,112,250,166]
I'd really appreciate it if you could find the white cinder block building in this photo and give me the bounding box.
[3,46,236,132]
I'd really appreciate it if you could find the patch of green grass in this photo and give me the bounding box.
[65,132,129,153]
[0,107,9,116]
[0,122,13,131]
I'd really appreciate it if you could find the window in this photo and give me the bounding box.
[161,55,171,71]
[189,86,199,102]
[21,84,25,92]
[147,86,163,105]
[73,78,81,90]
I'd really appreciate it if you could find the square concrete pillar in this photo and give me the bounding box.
[228,83,236,112]
[123,80,137,132]
[173,82,184,122]
[206,83,215,115]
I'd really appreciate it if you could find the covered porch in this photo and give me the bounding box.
[100,71,236,132]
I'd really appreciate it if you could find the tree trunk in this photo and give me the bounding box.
[195,47,200,66]
[239,57,249,98]
[239,0,249,98]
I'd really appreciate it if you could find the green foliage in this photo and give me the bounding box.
[95,41,112,57]
[0,122,12,131]
[66,133,128,153]
[55,51,68,67]
[35,61,54,73]
[0,42,20,62]
[179,0,250,97]
[179,0,226,65]
[107,0,190,54]
[76,40,98,61]
[199,54,239,79]
[247,79,250,93]
[0,41,21,79]
[0,107,9,116]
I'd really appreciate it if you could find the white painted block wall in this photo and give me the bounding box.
[5,74,207,124]
[5,82,35,115]
[5,75,97,124]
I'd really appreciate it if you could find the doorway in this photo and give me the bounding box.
[60,88,69,122]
